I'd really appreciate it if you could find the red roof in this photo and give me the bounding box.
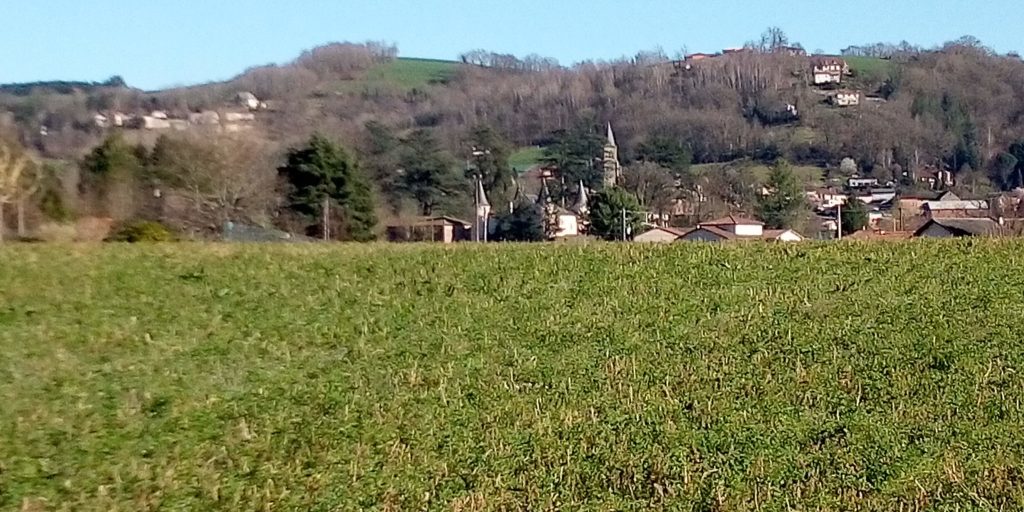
[699,215,764,227]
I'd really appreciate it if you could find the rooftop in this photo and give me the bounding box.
[700,214,764,227]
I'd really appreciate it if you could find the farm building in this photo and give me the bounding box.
[634,226,686,243]
[386,216,472,243]
[829,90,861,107]
[922,200,989,219]
[913,218,1002,238]
[677,216,804,242]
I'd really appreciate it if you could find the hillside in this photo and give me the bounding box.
[334,57,460,94]
[3,242,1024,510]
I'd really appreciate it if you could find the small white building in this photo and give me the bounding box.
[830,90,861,107]
[236,91,262,110]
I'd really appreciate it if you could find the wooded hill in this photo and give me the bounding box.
[3,33,1024,236]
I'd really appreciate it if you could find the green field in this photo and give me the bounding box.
[4,242,1024,510]
[338,58,460,94]
[845,56,899,83]
[509,146,545,173]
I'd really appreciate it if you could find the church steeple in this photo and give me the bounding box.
[602,123,622,188]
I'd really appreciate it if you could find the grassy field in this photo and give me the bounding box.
[845,56,898,84]
[509,146,545,173]
[337,58,460,94]
[4,242,1024,510]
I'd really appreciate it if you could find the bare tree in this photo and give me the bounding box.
[0,141,37,242]
[152,133,277,233]
[621,162,677,219]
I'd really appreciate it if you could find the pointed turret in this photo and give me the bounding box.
[571,180,589,215]
[537,179,552,206]
[602,123,622,188]
[475,178,490,209]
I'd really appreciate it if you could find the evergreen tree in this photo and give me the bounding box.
[81,133,147,220]
[464,125,515,209]
[756,160,806,229]
[278,133,377,241]
[491,201,545,242]
[840,198,869,236]
[589,187,643,241]
[396,129,464,215]
[542,121,604,199]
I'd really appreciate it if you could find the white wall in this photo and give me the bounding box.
[734,224,764,237]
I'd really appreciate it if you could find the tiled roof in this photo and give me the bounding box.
[914,218,1002,237]
[700,215,764,227]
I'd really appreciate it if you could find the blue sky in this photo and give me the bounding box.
[2,0,1019,90]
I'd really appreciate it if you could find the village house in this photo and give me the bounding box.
[235,91,264,110]
[913,217,1003,238]
[807,188,848,210]
[915,167,955,189]
[775,45,808,56]
[535,180,587,239]
[678,215,804,242]
[634,226,686,243]
[385,216,472,243]
[811,57,850,85]
[829,90,861,107]
[847,177,879,189]
[922,199,989,219]
[685,52,717,61]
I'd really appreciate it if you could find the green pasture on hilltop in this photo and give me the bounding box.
[2,242,1024,510]
[337,57,460,94]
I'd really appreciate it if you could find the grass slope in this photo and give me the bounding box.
[509,146,545,173]
[3,243,1024,510]
[337,57,460,94]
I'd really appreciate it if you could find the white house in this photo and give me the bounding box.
[678,216,804,242]
[236,91,262,110]
[700,215,764,236]
[830,90,861,107]
[811,57,849,85]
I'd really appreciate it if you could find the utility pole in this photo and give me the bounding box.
[322,197,330,241]
[473,176,480,243]
[621,208,627,241]
[837,202,843,240]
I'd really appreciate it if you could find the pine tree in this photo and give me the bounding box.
[756,160,806,229]
[396,130,464,215]
[840,197,869,236]
[279,133,377,241]
[589,187,643,241]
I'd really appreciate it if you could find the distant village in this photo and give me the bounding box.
[84,92,267,135]
[40,42,1024,245]
[384,122,1024,245]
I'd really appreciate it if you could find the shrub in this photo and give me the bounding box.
[107,221,175,242]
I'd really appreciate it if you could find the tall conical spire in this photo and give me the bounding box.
[537,178,552,206]
[571,180,589,215]
[475,178,490,208]
[602,123,622,188]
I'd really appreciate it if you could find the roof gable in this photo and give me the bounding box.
[700,215,764,227]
